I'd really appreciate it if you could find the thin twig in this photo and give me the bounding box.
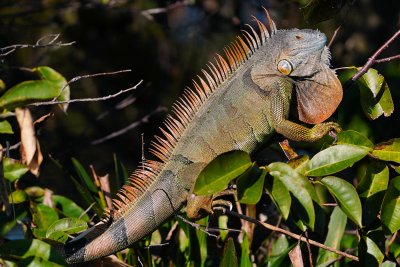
[304,231,314,267]
[29,80,143,107]
[328,26,341,48]
[0,142,20,152]
[1,34,75,57]
[221,209,359,262]
[375,54,400,63]
[346,29,400,88]
[176,215,219,238]
[53,69,132,101]
[90,106,166,145]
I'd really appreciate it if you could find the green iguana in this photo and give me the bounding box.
[65,9,342,263]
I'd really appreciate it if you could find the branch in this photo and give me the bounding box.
[220,209,359,262]
[29,79,143,107]
[328,26,341,48]
[346,29,400,88]
[0,34,75,57]
[90,106,166,145]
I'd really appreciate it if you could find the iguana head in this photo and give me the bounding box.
[251,28,343,124]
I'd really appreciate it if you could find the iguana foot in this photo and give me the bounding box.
[186,189,235,220]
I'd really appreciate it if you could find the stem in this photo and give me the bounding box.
[223,209,359,262]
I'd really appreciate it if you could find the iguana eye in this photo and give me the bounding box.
[277,59,293,75]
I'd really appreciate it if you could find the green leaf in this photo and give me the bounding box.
[382,261,397,267]
[8,190,27,204]
[0,66,69,112]
[372,138,400,164]
[113,154,129,189]
[316,207,347,266]
[358,163,389,225]
[0,120,13,134]
[194,151,252,195]
[0,79,5,92]
[381,176,400,233]
[0,80,59,111]
[18,256,64,267]
[46,218,88,244]
[306,144,370,176]
[32,204,59,230]
[288,155,310,175]
[52,195,90,221]
[3,158,29,182]
[321,176,362,227]
[218,215,229,241]
[34,66,70,112]
[357,68,394,120]
[220,238,238,267]
[237,164,266,204]
[336,130,373,149]
[268,162,316,229]
[359,234,385,266]
[71,158,98,194]
[0,239,65,264]
[240,232,252,267]
[196,217,208,267]
[265,175,291,220]
[0,207,28,236]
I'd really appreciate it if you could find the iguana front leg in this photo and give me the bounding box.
[271,79,341,142]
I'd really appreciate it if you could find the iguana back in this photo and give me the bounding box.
[65,9,342,263]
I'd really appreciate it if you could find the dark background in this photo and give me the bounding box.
[1,0,400,199]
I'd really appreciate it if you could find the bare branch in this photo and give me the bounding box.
[1,34,75,57]
[29,79,143,107]
[90,106,166,145]
[375,54,400,63]
[328,26,341,48]
[347,29,400,87]
[221,209,359,262]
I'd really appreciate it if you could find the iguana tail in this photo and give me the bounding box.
[64,167,186,263]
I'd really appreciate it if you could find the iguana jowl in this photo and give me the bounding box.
[65,10,342,263]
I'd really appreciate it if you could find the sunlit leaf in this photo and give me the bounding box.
[220,238,238,267]
[358,163,389,225]
[71,158,98,194]
[218,215,229,241]
[46,218,88,244]
[317,207,347,266]
[265,175,291,220]
[194,151,252,195]
[8,190,27,204]
[381,176,400,233]
[321,176,362,227]
[371,138,400,164]
[269,162,316,229]
[288,155,310,175]
[240,232,252,267]
[359,234,385,266]
[0,120,13,134]
[52,195,90,222]
[306,144,370,176]
[336,130,373,149]
[357,68,394,120]
[32,204,59,230]
[0,66,69,112]
[237,164,266,204]
[3,158,29,182]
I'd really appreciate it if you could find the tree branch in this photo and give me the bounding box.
[221,209,359,262]
[0,34,75,57]
[29,80,143,107]
[346,29,400,88]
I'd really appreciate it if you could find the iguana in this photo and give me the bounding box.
[64,9,342,263]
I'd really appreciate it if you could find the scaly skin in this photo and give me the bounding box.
[65,22,342,263]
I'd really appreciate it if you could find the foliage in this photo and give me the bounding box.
[1,1,400,266]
